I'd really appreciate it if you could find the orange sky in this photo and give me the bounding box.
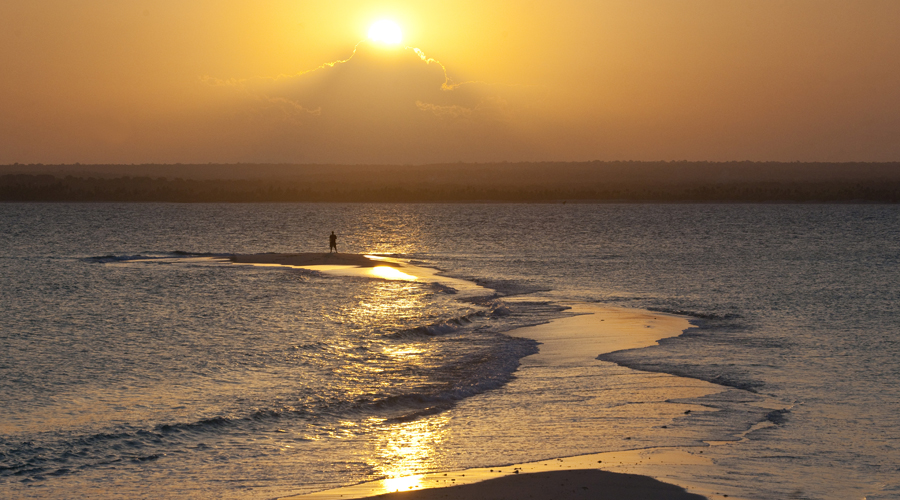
[2,0,899,164]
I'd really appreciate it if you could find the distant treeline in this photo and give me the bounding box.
[2,161,899,202]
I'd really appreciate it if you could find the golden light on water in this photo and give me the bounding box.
[382,474,425,493]
[384,346,424,359]
[370,266,416,281]
[368,20,403,45]
[372,415,450,493]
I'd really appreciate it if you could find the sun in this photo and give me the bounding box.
[368,20,403,45]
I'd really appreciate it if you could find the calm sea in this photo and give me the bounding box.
[1,203,898,499]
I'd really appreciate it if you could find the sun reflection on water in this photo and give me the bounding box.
[382,474,425,493]
[383,346,424,359]
[371,415,451,493]
[329,278,428,337]
[369,265,417,281]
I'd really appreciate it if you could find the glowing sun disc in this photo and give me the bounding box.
[368,20,403,45]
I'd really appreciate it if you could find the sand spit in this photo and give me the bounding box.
[287,306,739,500]
[291,448,718,500]
[356,469,705,500]
[230,253,401,267]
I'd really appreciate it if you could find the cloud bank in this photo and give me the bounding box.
[196,41,539,163]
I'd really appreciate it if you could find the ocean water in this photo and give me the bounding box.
[1,203,898,499]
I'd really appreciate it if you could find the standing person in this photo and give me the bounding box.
[329,231,338,253]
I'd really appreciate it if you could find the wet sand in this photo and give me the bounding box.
[290,447,720,500]
[230,253,401,267]
[354,469,706,500]
[227,252,495,296]
[503,302,697,363]
[286,306,733,500]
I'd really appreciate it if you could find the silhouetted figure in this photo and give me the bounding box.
[329,231,338,253]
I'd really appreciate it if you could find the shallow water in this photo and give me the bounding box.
[1,203,898,499]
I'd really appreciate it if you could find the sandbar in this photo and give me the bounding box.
[286,306,729,500]
[229,253,401,267]
[290,447,719,500]
[503,303,697,364]
[354,469,705,500]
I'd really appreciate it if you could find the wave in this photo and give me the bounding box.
[427,281,458,294]
[85,251,229,264]
[384,405,453,423]
[472,278,551,297]
[1,323,538,486]
[86,254,154,263]
[356,337,538,413]
[0,415,239,480]
[389,312,483,338]
[598,348,764,393]
[168,250,227,258]
[16,252,545,488]
[387,300,513,339]
[645,306,742,321]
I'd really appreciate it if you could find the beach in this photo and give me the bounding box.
[2,203,897,499]
[266,263,725,500]
[5,1,900,494]
[333,469,706,500]
[230,252,402,267]
[292,448,722,500]
[228,253,743,500]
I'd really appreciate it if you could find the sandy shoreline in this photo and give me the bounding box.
[227,252,494,296]
[230,252,401,267]
[354,469,706,500]
[283,305,737,500]
[289,447,720,500]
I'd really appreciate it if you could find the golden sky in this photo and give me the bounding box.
[2,0,899,164]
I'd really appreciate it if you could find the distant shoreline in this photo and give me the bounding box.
[2,161,899,202]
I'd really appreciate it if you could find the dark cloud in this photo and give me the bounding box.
[202,41,540,163]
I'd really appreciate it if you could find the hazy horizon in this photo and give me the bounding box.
[4,161,899,202]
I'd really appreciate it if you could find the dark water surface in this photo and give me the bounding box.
[1,203,898,499]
